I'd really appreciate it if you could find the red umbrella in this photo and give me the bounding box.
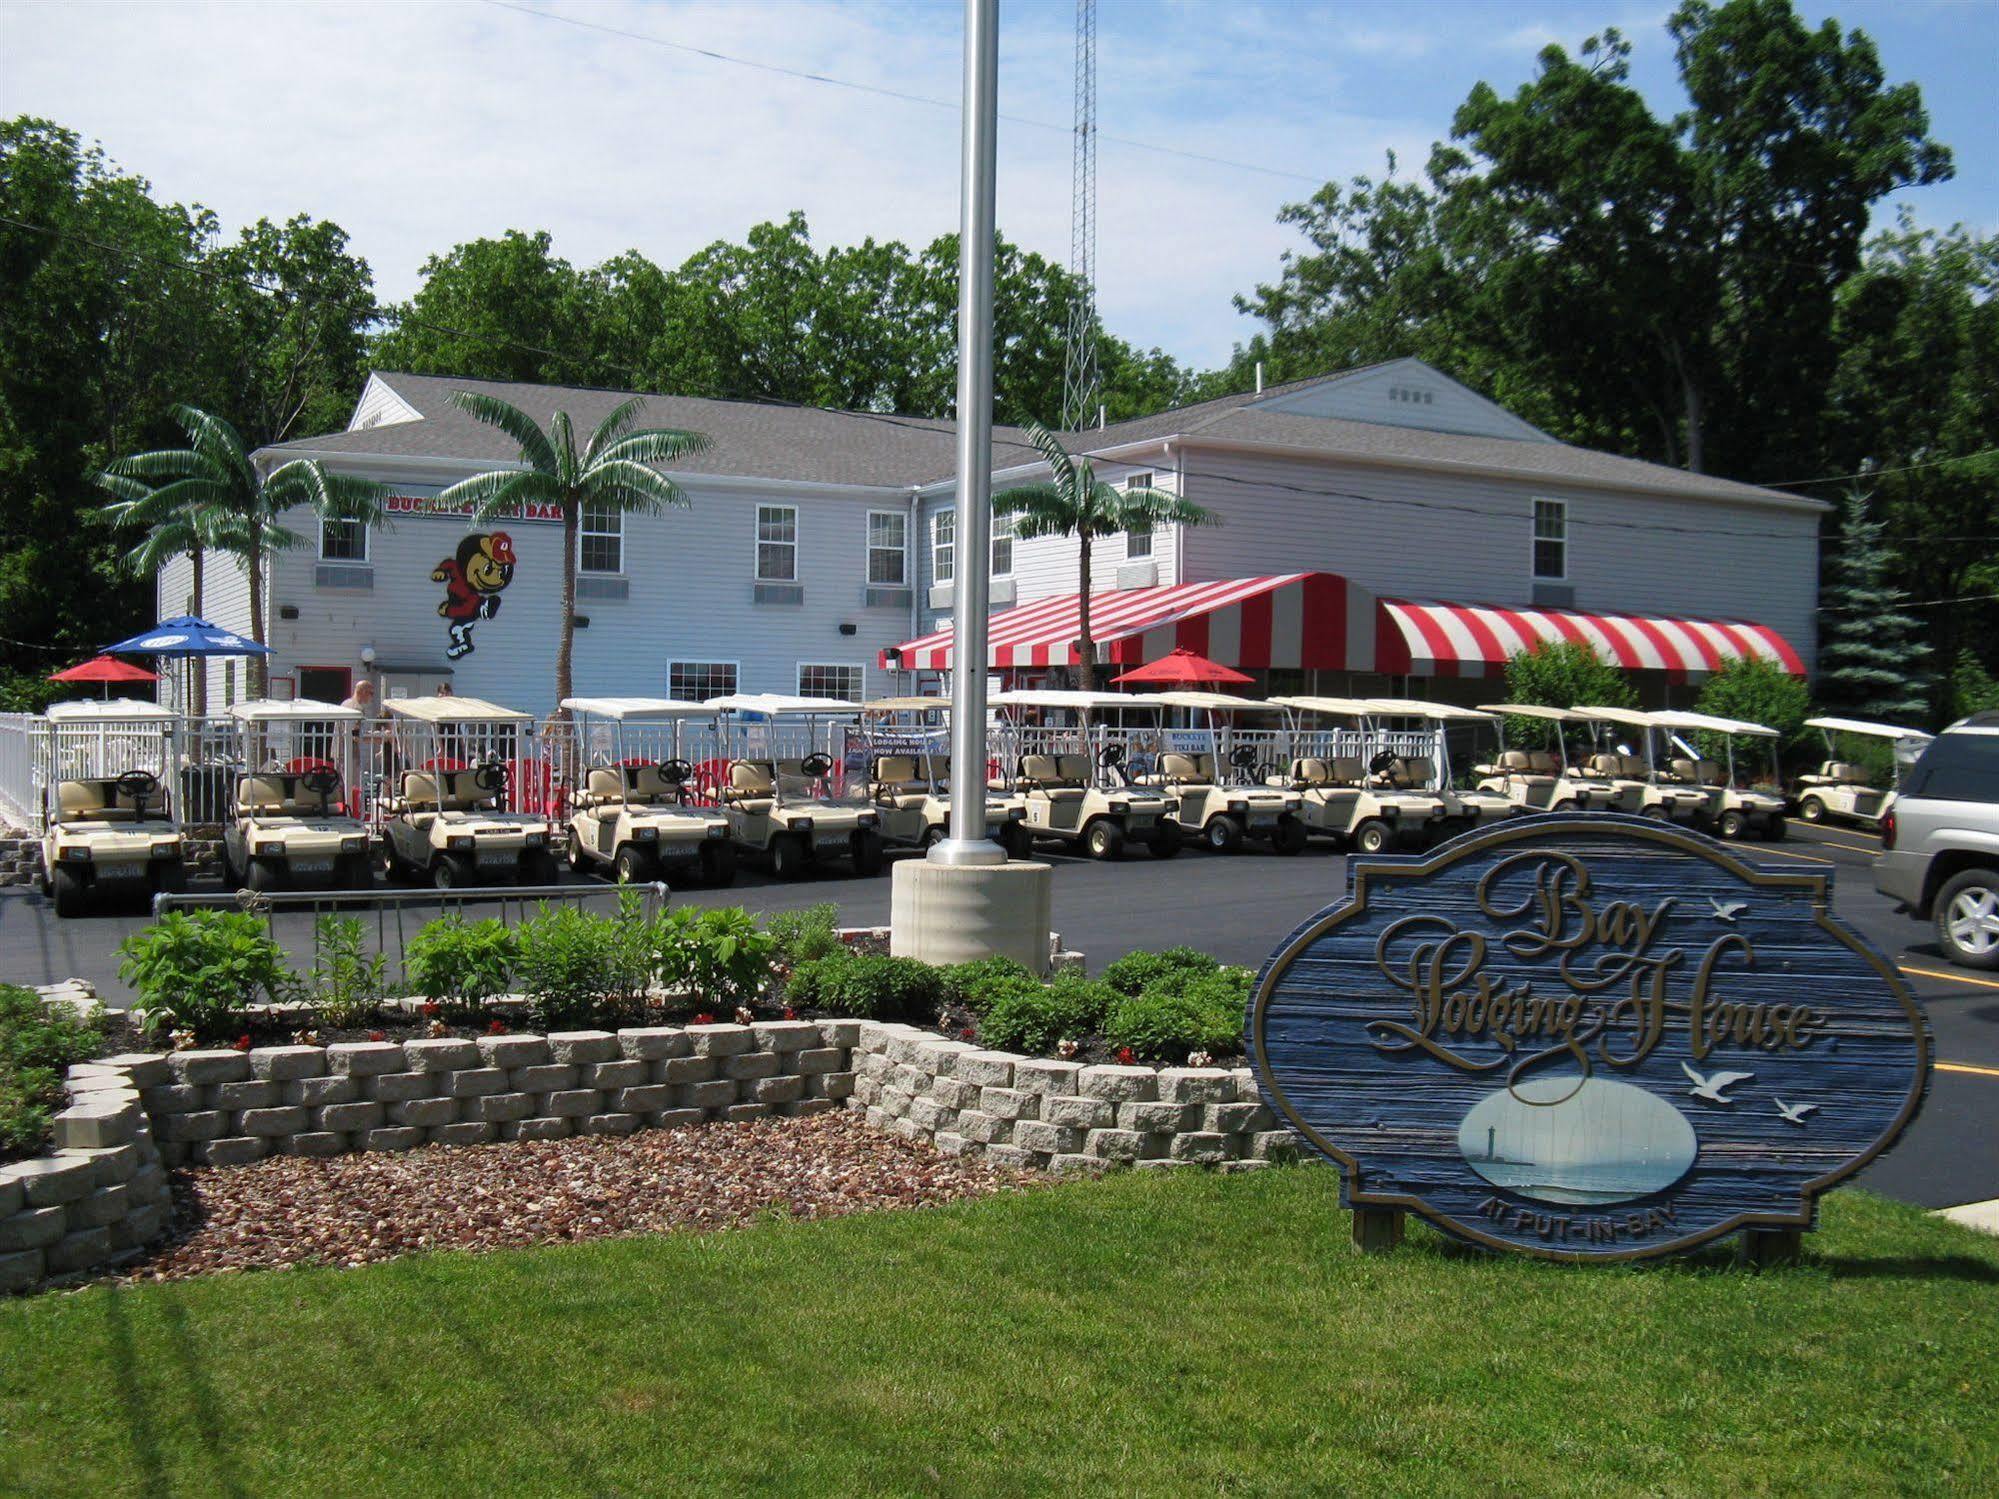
[49,656,158,684]
[1111,647,1253,687]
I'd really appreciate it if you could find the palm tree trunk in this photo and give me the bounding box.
[556,503,579,711]
[188,542,207,717]
[245,523,269,700]
[1075,528,1094,692]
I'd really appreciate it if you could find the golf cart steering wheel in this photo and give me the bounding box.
[115,768,159,817]
[800,752,834,780]
[1228,744,1259,770]
[472,760,508,796]
[1097,743,1126,769]
[1368,750,1400,779]
[658,758,693,786]
[299,767,340,812]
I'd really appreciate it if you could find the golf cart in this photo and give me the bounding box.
[1571,705,1713,824]
[989,689,1176,860]
[1126,691,1306,854]
[857,698,1034,858]
[559,698,734,886]
[705,694,884,878]
[1647,709,1788,840]
[378,696,558,888]
[219,699,375,891]
[1266,697,1448,852]
[1794,716,1931,828]
[37,698,187,917]
[1472,705,1640,814]
[1364,699,1523,838]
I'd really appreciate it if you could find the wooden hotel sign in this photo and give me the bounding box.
[1249,817,1931,1262]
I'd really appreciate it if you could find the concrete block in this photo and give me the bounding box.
[851,1076,881,1106]
[1169,1131,1228,1163]
[1134,1157,1194,1171]
[1085,1128,1155,1163]
[237,1106,310,1138]
[878,1086,911,1116]
[281,1132,349,1158]
[1156,1068,1235,1105]
[725,1052,780,1082]
[0,1171,18,1219]
[445,1068,509,1098]
[128,1162,169,1205]
[403,1037,479,1073]
[1012,1058,1082,1097]
[978,1086,1037,1121]
[890,1063,927,1094]
[469,1092,536,1124]
[1117,1101,1198,1133]
[160,1110,228,1143]
[168,1049,249,1085]
[386,1097,457,1129]
[547,1030,619,1064]
[906,1094,953,1130]
[509,1064,578,1093]
[793,1047,843,1076]
[13,1155,98,1207]
[501,1118,571,1142]
[326,1041,405,1077]
[363,1127,424,1151]
[752,1020,817,1053]
[1248,1130,1299,1161]
[539,1089,602,1119]
[62,1143,139,1188]
[1232,1067,1261,1103]
[881,1029,932,1066]
[108,1203,166,1251]
[314,1102,384,1133]
[721,1103,770,1123]
[248,1045,325,1081]
[580,1059,649,1090]
[1050,1153,1111,1175]
[889,1116,924,1142]
[932,1131,978,1159]
[1078,1064,1159,1103]
[954,1109,1010,1145]
[0,1248,45,1294]
[155,1142,191,1168]
[686,1023,755,1058]
[283,1075,358,1107]
[783,1098,837,1118]
[610,1084,674,1113]
[680,1079,736,1111]
[0,1205,67,1252]
[195,1137,269,1168]
[956,1050,1016,1088]
[816,1019,861,1049]
[808,1072,855,1101]
[69,1183,130,1229]
[477,1034,552,1069]
[366,1072,435,1103]
[930,1076,975,1111]
[616,1027,687,1061]
[1203,1103,1271,1134]
[141,1084,202,1115]
[856,1051,893,1081]
[208,1079,281,1111]
[45,1225,111,1275]
[52,1101,141,1151]
[428,1122,498,1147]
[644,1109,704,1131]
[99,1054,172,1088]
[583,1113,641,1136]
[654,1056,714,1086]
[1043,1095,1116,1130]
[1014,1119,1083,1154]
[983,1143,1042,1170]
[915,1038,978,1076]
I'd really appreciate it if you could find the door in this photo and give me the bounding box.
[298,666,352,705]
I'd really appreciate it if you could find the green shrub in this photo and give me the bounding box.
[1105,972,1247,1060]
[819,955,946,1022]
[785,951,857,1010]
[117,910,296,1041]
[1502,639,1635,746]
[308,914,389,1029]
[763,903,843,966]
[1100,946,1219,997]
[515,906,649,1030]
[404,915,519,1013]
[939,955,1034,1013]
[978,975,1114,1054]
[654,906,776,1009]
[0,985,106,1161]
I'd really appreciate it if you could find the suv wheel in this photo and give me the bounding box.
[1936,868,1999,971]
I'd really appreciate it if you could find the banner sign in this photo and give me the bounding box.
[1248,816,1930,1261]
[386,494,564,524]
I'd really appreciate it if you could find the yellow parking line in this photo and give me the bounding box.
[1900,964,1999,991]
[1796,831,1882,854]
[1938,1061,1999,1079]
[1742,843,1834,864]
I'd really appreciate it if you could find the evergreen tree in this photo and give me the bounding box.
[1816,485,1930,721]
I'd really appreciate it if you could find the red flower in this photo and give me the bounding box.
[233,1034,252,1052]
[782,1006,798,1021]
[693,1011,716,1026]
[420,1001,441,1019]
[1116,1046,1136,1066]
[368,1030,387,1043]
[958,1025,977,1041]
[487,1019,508,1035]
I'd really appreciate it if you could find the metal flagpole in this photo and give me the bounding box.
[933,0,1004,867]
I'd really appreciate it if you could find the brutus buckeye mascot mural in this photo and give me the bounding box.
[432,531,516,659]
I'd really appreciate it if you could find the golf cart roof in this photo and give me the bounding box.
[1127,691,1275,713]
[560,697,712,721]
[1269,695,1381,718]
[1649,709,1777,738]
[45,698,175,722]
[1572,704,1657,730]
[1805,716,1931,741]
[702,693,859,715]
[988,689,1137,711]
[384,696,532,723]
[1477,703,1584,723]
[1363,698,1498,722]
[228,698,362,723]
[859,696,953,715]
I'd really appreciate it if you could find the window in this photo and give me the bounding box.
[668,661,737,702]
[1532,499,1567,580]
[932,509,956,584]
[320,518,367,562]
[580,500,622,574]
[756,504,797,581]
[1905,733,1999,805]
[1123,473,1155,558]
[990,511,1013,576]
[798,663,864,700]
[298,667,352,706]
[867,510,907,586]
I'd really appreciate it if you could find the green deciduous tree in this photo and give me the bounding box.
[1501,641,1636,748]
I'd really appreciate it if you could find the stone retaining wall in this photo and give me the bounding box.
[0,829,228,888]
[850,1023,1300,1171]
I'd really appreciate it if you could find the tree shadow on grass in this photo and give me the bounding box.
[1816,1254,1999,1283]
[155,1293,248,1499]
[98,1285,169,1499]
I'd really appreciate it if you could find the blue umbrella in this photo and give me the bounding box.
[103,615,273,658]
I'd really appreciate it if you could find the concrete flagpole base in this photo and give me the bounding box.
[889,858,1055,975]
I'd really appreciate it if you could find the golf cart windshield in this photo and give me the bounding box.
[40,699,180,830]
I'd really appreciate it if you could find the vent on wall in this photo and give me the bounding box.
[864,586,912,611]
[754,583,805,607]
[314,564,372,590]
[576,576,629,600]
[1389,386,1435,406]
[1532,582,1576,609]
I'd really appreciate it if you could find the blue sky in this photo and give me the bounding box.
[3,0,1991,375]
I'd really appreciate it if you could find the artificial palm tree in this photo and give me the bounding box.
[993,423,1217,690]
[98,406,386,700]
[437,393,709,709]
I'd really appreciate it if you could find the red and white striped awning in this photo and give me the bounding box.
[883,573,1377,673]
[1377,598,1804,681]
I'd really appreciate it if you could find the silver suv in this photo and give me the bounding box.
[1872,712,1999,970]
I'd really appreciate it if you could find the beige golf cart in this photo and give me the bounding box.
[219,699,375,892]
[989,689,1176,860]
[378,696,558,888]
[38,698,187,917]
[1571,705,1712,823]
[1794,716,1931,828]
[1647,709,1789,840]
[857,698,1034,859]
[1364,699,1523,838]
[1266,697,1448,852]
[705,694,884,878]
[1473,704,1640,814]
[560,698,734,886]
[1126,691,1306,854]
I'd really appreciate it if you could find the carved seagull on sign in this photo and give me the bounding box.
[1682,1061,1754,1104]
[1774,1098,1819,1126]
[1708,897,1748,923]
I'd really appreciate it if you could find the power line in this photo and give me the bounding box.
[1758,447,1999,489]
[1820,590,1999,614]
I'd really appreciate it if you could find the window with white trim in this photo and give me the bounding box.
[867,510,907,586]
[579,500,621,574]
[932,509,955,584]
[1124,472,1155,558]
[798,663,864,700]
[1532,499,1567,580]
[990,510,1014,576]
[667,661,737,701]
[756,504,797,581]
[320,518,367,562]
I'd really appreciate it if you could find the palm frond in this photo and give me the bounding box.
[991,482,1076,540]
[448,392,558,474]
[1019,422,1077,490]
[593,428,710,469]
[584,398,648,463]
[94,470,155,506]
[99,447,211,484]
[549,411,576,487]
[580,461,694,515]
[1101,484,1219,531]
[435,468,539,523]
[262,521,310,553]
[169,406,256,493]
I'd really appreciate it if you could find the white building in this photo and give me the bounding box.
[160,359,1823,714]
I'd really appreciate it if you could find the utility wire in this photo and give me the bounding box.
[1757,447,1999,488]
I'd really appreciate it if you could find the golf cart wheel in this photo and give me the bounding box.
[337,852,376,890]
[245,857,283,894]
[566,828,587,871]
[1204,816,1243,854]
[769,834,809,881]
[433,853,476,890]
[151,860,187,897]
[1935,868,1999,971]
[1272,816,1309,856]
[1550,799,1578,813]
[50,865,87,919]
[1084,819,1125,861]
[218,845,241,889]
[1718,809,1748,840]
[1640,804,1670,820]
[614,844,657,885]
[1761,815,1787,842]
[1149,826,1182,859]
[922,825,947,849]
[700,840,737,888]
[1353,819,1392,855]
[1799,795,1827,824]
[850,829,885,877]
[999,822,1035,861]
[521,850,560,887]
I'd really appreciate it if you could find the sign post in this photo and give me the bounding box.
[1248,817,1930,1263]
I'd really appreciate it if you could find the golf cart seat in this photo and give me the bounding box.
[579,766,683,808]
[53,779,149,825]
[1285,757,1333,787]
[1800,760,1870,788]
[1379,755,1436,788]
[234,772,344,817]
[1588,753,1644,779]
[870,755,933,810]
[716,760,776,814]
[1139,751,1214,787]
[1667,756,1726,786]
[1018,753,1088,801]
[395,769,498,813]
[1497,751,1558,786]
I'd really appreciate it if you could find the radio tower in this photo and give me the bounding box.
[1060,0,1099,434]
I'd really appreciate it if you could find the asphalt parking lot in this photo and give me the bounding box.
[2,821,1992,1211]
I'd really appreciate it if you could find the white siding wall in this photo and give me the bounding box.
[1256,360,1553,442]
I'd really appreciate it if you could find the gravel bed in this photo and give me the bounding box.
[128,1112,1029,1282]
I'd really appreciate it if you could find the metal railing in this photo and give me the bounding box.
[0,713,34,828]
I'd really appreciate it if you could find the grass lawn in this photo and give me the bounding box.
[2,1168,1995,1497]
